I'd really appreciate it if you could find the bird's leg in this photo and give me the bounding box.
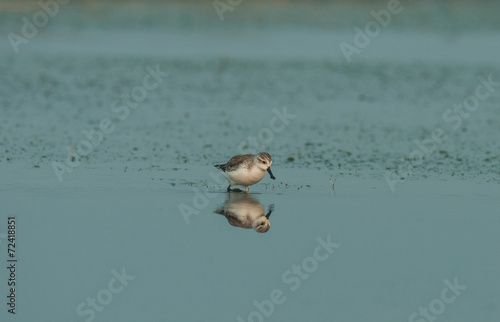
[227,184,231,192]
[245,186,249,193]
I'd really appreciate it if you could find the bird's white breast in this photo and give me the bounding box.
[225,166,266,186]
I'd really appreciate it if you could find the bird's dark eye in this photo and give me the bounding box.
[262,161,266,164]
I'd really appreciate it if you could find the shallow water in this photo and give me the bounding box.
[1,1,500,322]
[1,166,499,321]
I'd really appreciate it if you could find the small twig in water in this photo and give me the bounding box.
[329,178,336,191]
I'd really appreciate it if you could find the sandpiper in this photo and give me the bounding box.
[214,152,276,192]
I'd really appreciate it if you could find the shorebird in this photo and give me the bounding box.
[214,152,276,192]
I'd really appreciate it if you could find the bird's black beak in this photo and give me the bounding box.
[267,167,276,180]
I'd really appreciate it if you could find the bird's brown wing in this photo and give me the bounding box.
[221,154,253,172]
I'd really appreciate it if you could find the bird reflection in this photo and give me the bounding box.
[214,193,274,233]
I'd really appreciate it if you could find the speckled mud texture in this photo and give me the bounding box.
[2,55,500,184]
[1,1,500,186]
